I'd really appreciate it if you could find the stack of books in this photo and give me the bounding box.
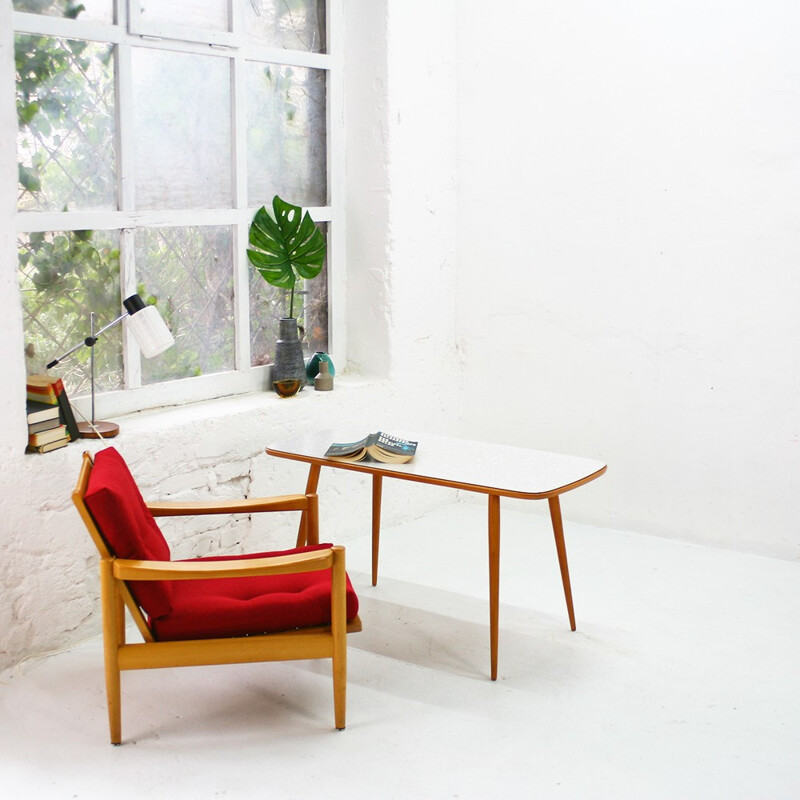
[26,375,80,454]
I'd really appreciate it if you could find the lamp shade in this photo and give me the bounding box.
[123,295,174,358]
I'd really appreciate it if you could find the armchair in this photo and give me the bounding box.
[72,447,361,744]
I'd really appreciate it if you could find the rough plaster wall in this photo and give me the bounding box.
[345,0,392,377]
[383,0,459,391]
[455,2,800,559]
[0,6,26,458]
[346,0,461,405]
[0,1,467,669]
[0,383,455,669]
[0,3,34,660]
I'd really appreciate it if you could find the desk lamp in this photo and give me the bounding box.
[47,294,174,438]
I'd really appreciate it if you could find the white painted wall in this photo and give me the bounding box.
[456,1,800,558]
[4,0,798,670]
[0,1,35,662]
[382,1,459,392]
[346,0,460,400]
[0,5,27,458]
[0,2,463,669]
[344,0,391,377]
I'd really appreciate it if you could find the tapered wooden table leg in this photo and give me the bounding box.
[549,495,576,631]
[297,464,321,546]
[488,494,500,681]
[371,474,383,586]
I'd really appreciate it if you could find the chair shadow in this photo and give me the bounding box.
[342,571,580,679]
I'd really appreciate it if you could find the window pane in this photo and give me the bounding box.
[303,228,329,355]
[132,49,232,211]
[16,35,116,212]
[246,0,326,53]
[138,0,229,33]
[249,274,283,367]
[19,230,123,396]
[135,227,235,384]
[13,0,113,24]
[246,63,326,208]
[249,223,328,367]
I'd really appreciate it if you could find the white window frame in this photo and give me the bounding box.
[13,0,345,420]
[128,0,238,48]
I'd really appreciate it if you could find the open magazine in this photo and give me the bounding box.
[324,432,418,464]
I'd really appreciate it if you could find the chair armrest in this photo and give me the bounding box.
[146,493,312,517]
[112,546,340,582]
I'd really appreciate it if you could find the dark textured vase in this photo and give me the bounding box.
[273,318,306,389]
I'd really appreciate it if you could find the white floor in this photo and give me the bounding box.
[1,502,799,800]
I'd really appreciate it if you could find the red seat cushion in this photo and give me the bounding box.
[151,545,360,641]
[83,447,174,618]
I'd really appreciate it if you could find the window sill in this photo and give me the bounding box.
[98,373,385,440]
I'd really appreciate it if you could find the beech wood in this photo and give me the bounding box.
[72,451,359,744]
[488,494,500,681]
[267,431,606,681]
[146,495,311,516]
[371,474,383,587]
[297,463,322,546]
[549,495,576,631]
[113,550,335,581]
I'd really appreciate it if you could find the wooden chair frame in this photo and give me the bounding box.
[72,451,361,744]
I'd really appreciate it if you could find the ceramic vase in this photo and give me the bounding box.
[305,351,335,385]
[273,318,306,389]
[314,359,333,391]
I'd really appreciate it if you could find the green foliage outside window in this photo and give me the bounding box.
[15,4,123,389]
[16,0,330,398]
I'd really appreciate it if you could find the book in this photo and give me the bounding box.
[26,400,60,425]
[29,424,68,448]
[26,374,59,405]
[27,375,80,441]
[324,432,418,464]
[26,437,69,454]
[28,417,63,434]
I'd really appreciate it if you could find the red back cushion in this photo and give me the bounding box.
[83,447,173,618]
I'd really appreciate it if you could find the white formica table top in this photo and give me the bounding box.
[267,430,606,500]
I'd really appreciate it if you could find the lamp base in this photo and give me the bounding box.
[78,421,120,439]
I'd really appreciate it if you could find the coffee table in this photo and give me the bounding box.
[266,431,606,680]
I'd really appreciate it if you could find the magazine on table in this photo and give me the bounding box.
[324,432,418,464]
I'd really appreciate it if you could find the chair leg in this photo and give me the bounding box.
[331,547,347,730]
[100,558,122,745]
[332,658,346,731]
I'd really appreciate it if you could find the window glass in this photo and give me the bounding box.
[133,49,232,211]
[19,229,123,394]
[249,222,328,367]
[16,35,116,212]
[135,227,235,384]
[303,238,329,354]
[249,272,284,368]
[13,0,113,24]
[246,62,326,208]
[14,2,334,411]
[246,0,326,53]
[137,0,229,33]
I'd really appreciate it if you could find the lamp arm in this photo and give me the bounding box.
[46,311,128,369]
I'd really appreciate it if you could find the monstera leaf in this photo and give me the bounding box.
[247,195,326,319]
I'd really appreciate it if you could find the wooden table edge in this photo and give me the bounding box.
[265,447,607,500]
